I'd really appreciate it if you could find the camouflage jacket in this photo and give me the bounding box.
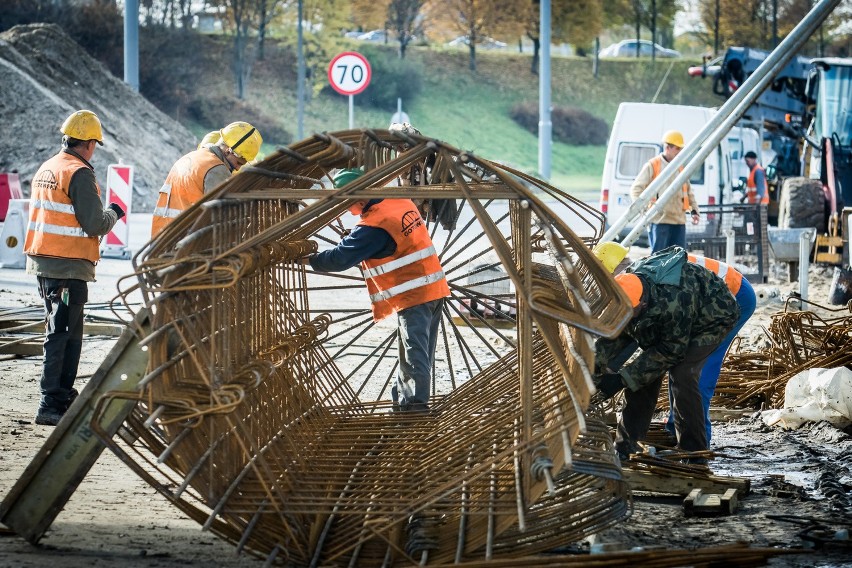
[595,252,740,392]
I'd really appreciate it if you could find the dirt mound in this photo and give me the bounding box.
[0,23,195,212]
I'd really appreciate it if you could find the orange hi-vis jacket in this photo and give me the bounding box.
[357,199,450,321]
[24,152,100,263]
[151,148,225,236]
[688,253,743,296]
[650,155,690,211]
[746,164,768,204]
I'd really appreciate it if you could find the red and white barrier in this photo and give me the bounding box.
[101,163,134,260]
[0,173,23,222]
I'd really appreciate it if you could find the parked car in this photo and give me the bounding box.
[446,35,507,50]
[599,39,681,59]
[357,30,388,42]
[343,30,364,39]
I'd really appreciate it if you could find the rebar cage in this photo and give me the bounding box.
[102,129,635,566]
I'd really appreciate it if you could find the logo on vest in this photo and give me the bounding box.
[401,210,422,236]
[33,170,58,193]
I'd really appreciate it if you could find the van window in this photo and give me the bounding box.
[690,162,705,185]
[616,143,659,179]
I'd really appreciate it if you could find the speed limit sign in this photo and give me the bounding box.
[328,51,372,96]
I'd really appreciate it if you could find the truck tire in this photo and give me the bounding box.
[778,177,826,233]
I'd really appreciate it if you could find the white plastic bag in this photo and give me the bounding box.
[761,367,852,429]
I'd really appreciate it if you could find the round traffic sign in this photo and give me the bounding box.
[328,51,372,96]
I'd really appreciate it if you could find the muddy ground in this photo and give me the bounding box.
[1,240,851,567]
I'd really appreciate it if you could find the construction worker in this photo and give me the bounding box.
[24,110,124,426]
[305,168,450,411]
[593,241,757,448]
[630,130,700,253]
[743,151,768,205]
[197,130,221,149]
[592,245,739,461]
[151,121,262,236]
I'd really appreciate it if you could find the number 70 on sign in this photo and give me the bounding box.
[327,51,372,96]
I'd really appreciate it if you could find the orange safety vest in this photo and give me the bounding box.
[746,164,768,204]
[24,152,100,263]
[688,253,743,296]
[650,155,691,211]
[151,148,226,236]
[357,200,450,321]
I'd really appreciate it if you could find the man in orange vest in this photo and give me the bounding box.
[151,121,262,236]
[24,110,124,426]
[306,168,450,411]
[743,151,768,205]
[630,130,700,253]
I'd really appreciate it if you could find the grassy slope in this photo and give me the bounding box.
[204,41,723,201]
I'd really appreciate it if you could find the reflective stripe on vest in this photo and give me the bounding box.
[151,149,225,236]
[362,245,437,278]
[746,165,768,204]
[358,199,450,321]
[650,155,690,211]
[688,253,743,295]
[369,270,446,302]
[24,152,100,263]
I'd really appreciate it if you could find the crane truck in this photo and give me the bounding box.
[692,47,852,265]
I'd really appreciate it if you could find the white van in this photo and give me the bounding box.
[599,102,759,236]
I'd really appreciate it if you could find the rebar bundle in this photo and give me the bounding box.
[715,301,852,409]
[100,129,637,565]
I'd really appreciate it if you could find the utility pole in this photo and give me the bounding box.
[538,0,551,180]
[124,0,139,91]
[714,0,720,55]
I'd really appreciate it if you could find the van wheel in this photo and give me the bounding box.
[778,177,826,233]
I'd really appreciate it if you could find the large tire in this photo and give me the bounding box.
[777,177,826,233]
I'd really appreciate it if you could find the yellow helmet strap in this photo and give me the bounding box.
[231,127,256,152]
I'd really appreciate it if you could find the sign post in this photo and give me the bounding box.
[101,163,133,260]
[327,51,371,129]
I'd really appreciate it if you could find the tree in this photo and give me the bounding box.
[211,0,260,99]
[426,0,525,71]
[387,0,425,58]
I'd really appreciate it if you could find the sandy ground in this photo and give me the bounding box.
[1,215,851,567]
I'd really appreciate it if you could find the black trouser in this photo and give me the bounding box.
[615,343,717,455]
[37,277,88,413]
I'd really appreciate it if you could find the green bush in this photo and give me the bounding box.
[322,46,423,111]
[510,102,609,146]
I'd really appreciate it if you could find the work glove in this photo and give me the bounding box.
[594,372,625,400]
[108,203,126,220]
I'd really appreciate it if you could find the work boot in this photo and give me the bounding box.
[64,388,79,412]
[35,408,64,426]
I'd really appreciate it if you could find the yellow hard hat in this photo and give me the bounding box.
[220,122,262,161]
[198,130,221,149]
[593,241,629,273]
[60,110,104,145]
[662,130,685,148]
[614,273,644,308]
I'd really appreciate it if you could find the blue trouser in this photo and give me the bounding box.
[666,278,757,445]
[392,298,444,411]
[648,223,686,253]
[37,277,88,414]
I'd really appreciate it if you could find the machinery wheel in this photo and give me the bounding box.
[777,176,826,233]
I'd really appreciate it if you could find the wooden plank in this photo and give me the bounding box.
[0,338,42,356]
[0,320,125,337]
[623,468,751,497]
[0,310,149,544]
[683,488,739,516]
